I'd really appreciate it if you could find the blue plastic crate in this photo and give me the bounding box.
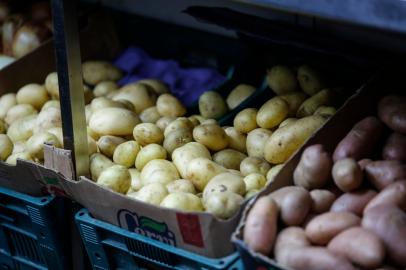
[75,209,243,270]
[0,186,69,270]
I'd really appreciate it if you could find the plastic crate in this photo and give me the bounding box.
[75,209,243,270]
[0,186,69,270]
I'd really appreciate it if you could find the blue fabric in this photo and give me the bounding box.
[113,47,225,106]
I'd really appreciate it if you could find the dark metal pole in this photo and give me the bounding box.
[51,0,89,179]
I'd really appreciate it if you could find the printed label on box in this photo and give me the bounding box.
[117,209,176,246]
[176,213,204,248]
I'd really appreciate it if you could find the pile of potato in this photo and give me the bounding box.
[0,60,339,220]
[243,95,406,269]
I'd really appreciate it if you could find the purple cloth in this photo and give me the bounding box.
[113,47,226,106]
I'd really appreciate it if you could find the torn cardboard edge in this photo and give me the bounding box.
[231,72,387,268]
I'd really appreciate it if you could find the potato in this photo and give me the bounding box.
[89,107,140,136]
[0,119,6,134]
[240,157,271,176]
[135,144,167,171]
[34,107,61,133]
[137,79,169,95]
[97,135,126,158]
[113,140,141,168]
[314,106,336,117]
[202,172,245,201]
[160,192,203,211]
[186,158,227,191]
[46,127,63,146]
[279,92,308,117]
[5,152,33,165]
[139,106,160,123]
[89,153,114,180]
[0,134,13,161]
[201,119,217,125]
[294,144,332,190]
[310,189,336,214]
[327,226,385,269]
[278,247,355,270]
[213,149,246,170]
[115,99,135,112]
[26,131,61,160]
[16,84,49,110]
[383,132,406,162]
[97,164,130,193]
[331,189,377,216]
[172,142,211,179]
[365,160,406,190]
[245,189,259,199]
[128,183,168,206]
[0,93,17,119]
[198,91,228,119]
[93,81,118,97]
[264,115,326,164]
[188,115,202,127]
[163,117,193,137]
[132,123,163,146]
[203,191,244,219]
[363,205,406,267]
[7,114,37,142]
[42,100,60,111]
[233,108,258,133]
[274,227,310,262]
[333,116,384,161]
[156,94,186,117]
[266,65,298,95]
[44,72,59,98]
[166,179,196,194]
[297,65,325,95]
[256,97,289,129]
[244,196,278,255]
[12,141,26,154]
[156,116,176,131]
[378,95,406,134]
[297,89,333,118]
[113,83,157,113]
[224,127,246,153]
[266,164,284,185]
[246,128,272,159]
[5,104,37,125]
[82,61,122,85]
[226,84,255,109]
[270,186,311,226]
[89,97,126,112]
[193,124,228,151]
[163,129,193,155]
[140,159,179,186]
[243,173,266,191]
[279,117,297,128]
[126,168,143,193]
[87,136,97,155]
[305,211,361,245]
[86,126,99,141]
[365,181,406,212]
[332,158,363,192]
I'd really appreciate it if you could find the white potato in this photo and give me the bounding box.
[34,107,61,133]
[133,123,164,146]
[202,172,246,202]
[137,79,169,95]
[246,128,272,159]
[7,114,37,142]
[113,83,156,113]
[139,106,161,123]
[128,183,168,206]
[5,104,37,125]
[16,84,49,110]
[141,159,179,186]
[90,107,140,136]
[135,144,167,171]
[172,142,211,179]
[97,165,131,194]
[0,134,13,161]
[266,164,284,185]
[160,192,203,211]
[128,168,143,193]
[97,135,126,158]
[5,152,33,165]
[156,94,186,117]
[0,93,17,119]
[204,191,244,219]
[166,179,196,194]
[240,157,271,176]
[226,84,255,109]
[243,173,266,191]
[26,131,61,160]
[90,153,114,180]
[113,140,141,168]
[93,81,118,97]
[186,157,227,191]
[82,61,122,85]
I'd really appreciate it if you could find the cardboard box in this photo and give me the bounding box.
[231,73,390,269]
[0,12,120,196]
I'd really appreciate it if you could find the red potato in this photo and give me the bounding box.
[358,158,373,170]
[327,227,385,269]
[331,189,377,216]
[333,116,384,161]
[383,132,406,162]
[269,186,311,226]
[305,211,361,245]
[310,189,336,214]
[279,247,356,270]
[293,144,332,190]
[364,180,406,212]
[332,158,363,192]
[274,227,310,264]
[243,196,278,255]
[365,160,406,190]
[378,95,406,134]
[362,205,406,267]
